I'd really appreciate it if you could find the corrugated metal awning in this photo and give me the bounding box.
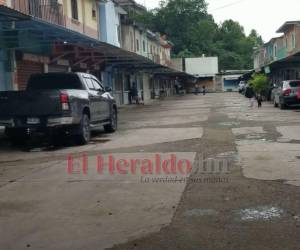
[0,5,195,78]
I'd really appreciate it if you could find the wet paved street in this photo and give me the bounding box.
[0,93,300,250]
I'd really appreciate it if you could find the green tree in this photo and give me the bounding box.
[248,29,263,48]
[250,73,269,93]
[129,0,263,70]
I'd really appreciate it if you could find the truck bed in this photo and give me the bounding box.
[0,90,62,117]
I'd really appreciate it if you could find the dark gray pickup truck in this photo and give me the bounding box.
[0,72,117,145]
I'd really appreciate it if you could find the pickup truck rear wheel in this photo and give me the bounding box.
[104,108,117,133]
[5,128,28,146]
[76,113,91,145]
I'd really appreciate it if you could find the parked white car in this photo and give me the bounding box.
[273,80,300,109]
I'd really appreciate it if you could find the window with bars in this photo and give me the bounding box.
[71,0,78,20]
[292,33,296,49]
[92,2,97,19]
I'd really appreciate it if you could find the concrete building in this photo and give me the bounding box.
[0,0,102,91]
[64,0,99,39]
[185,57,219,76]
[118,8,173,104]
[98,0,126,105]
[99,0,125,47]
[183,57,219,92]
[170,58,184,72]
[114,0,146,14]
[216,70,251,92]
[0,50,13,91]
[253,21,300,85]
[0,0,189,106]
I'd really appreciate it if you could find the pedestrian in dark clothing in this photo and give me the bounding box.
[194,84,199,95]
[175,84,179,95]
[131,83,139,104]
[245,85,255,108]
[175,78,180,95]
[257,94,262,108]
[202,86,206,95]
[128,88,132,104]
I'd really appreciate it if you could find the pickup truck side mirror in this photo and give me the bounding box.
[105,86,112,92]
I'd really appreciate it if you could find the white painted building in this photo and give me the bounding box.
[184,57,219,92]
[185,57,219,77]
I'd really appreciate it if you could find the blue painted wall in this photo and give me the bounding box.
[99,1,123,87]
[224,79,239,91]
[99,1,121,47]
[102,65,114,87]
[0,50,13,91]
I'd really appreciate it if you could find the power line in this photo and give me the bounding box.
[208,0,249,12]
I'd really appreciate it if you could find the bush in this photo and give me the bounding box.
[249,73,269,94]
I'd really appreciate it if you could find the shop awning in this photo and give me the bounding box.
[0,5,194,78]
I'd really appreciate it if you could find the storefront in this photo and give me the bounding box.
[15,53,48,90]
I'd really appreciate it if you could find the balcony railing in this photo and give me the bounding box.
[11,0,65,26]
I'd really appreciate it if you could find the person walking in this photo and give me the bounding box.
[245,84,255,108]
[194,84,199,95]
[202,86,206,95]
[131,83,139,104]
[257,93,262,108]
[175,77,180,95]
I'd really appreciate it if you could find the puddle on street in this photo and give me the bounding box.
[184,209,218,217]
[245,134,264,139]
[219,122,241,127]
[238,206,284,221]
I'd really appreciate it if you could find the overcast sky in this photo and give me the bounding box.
[136,0,300,42]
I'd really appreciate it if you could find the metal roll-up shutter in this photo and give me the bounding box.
[16,60,44,90]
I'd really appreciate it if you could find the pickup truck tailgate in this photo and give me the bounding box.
[0,90,62,117]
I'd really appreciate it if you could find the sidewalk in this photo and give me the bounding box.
[118,99,160,110]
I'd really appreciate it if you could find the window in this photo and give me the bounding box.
[71,0,78,20]
[274,45,277,58]
[292,33,296,49]
[136,39,139,52]
[85,78,95,90]
[49,0,58,7]
[91,79,104,92]
[92,2,97,19]
[130,32,134,51]
[289,80,300,87]
[143,40,146,52]
[117,25,121,44]
[286,70,291,80]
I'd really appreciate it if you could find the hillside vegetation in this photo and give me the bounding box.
[131,0,263,70]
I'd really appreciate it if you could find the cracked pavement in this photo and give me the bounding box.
[0,93,300,250]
